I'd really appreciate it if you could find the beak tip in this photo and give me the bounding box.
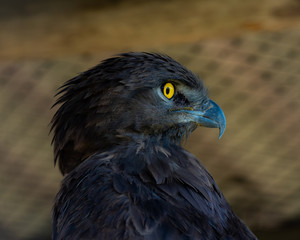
[218,120,226,139]
[218,127,225,139]
[217,108,226,140]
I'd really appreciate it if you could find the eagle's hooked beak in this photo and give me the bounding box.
[175,99,226,139]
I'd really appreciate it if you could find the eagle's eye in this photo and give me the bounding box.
[163,82,175,99]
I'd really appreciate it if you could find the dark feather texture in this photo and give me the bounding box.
[51,52,257,239]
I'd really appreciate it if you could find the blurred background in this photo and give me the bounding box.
[0,0,299,239]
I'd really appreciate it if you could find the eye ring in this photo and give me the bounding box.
[163,83,175,99]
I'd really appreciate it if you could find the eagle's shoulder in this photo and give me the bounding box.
[53,146,253,240]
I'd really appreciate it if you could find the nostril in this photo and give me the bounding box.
[201,99,210,110]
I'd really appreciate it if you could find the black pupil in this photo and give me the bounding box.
[166,87,170,95]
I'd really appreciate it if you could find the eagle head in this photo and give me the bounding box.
[51,52,225,174]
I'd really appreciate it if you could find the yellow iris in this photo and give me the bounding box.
[163,83,175,99]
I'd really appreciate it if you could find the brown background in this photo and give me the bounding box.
[0,0,299,239]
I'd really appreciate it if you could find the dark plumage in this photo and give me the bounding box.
[51,52,257,239]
